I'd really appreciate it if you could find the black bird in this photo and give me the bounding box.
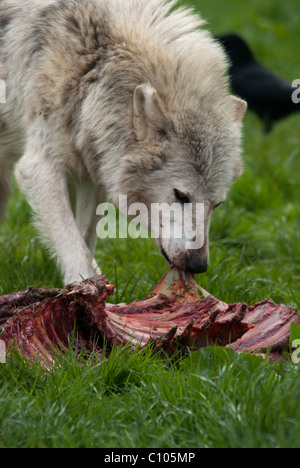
[216,33,300,133]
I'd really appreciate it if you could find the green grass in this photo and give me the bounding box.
[1,0,300,448]
[1,346,300,448]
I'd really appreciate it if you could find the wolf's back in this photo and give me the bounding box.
[0,0,229,106]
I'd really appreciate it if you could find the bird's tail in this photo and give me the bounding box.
[0,170,10,221]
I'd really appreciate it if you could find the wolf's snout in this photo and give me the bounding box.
[169,249,209,274]
[185,256,208,274]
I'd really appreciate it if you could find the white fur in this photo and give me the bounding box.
[0,0,246,284]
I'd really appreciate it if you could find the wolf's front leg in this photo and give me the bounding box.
[15,152,95,285]
[75,179,105,275]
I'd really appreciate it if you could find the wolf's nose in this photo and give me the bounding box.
[185,256,208,274]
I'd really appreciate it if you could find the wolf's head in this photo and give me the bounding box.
[116,83,246,274]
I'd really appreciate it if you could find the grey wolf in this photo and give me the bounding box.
[0,0,246,285]
[217,33,299,133]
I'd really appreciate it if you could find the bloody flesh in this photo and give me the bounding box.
[0,268,299,369]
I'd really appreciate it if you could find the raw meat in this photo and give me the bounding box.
[0,268,299,369]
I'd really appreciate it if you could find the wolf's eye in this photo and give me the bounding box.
[174,189,190,204]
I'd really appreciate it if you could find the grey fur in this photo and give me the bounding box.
[0,0,246,283]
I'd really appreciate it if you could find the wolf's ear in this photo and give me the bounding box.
[133,84,170,141]
[230,96,247,123]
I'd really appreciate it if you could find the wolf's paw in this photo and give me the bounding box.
[93,258,102,276]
